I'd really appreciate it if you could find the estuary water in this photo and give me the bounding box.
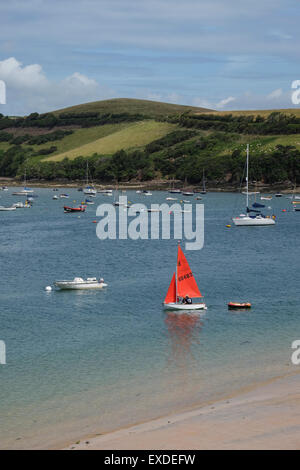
[0,188,299,449]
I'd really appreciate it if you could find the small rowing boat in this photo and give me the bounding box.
[228,302,252,310]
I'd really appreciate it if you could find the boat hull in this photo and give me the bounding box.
[232,216,275,226]
[163,302,207,311]
[54,281,107,290]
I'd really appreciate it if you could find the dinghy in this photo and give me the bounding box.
[163,245,207,311]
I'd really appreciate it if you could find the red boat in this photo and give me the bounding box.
[64,205,86,213]
[228,302,251,310]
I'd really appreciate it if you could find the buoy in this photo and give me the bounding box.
[45,286,52,292]
[226,224,231,228]
[93,220,97,223]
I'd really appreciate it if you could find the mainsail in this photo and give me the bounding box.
[176,246,202,299]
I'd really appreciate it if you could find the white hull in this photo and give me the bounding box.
[232,216,275,226]
[54,278,107,290]
[83,190,96,197]
[163,302,207,311]
[0,206,16,211]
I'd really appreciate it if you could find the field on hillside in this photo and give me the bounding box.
[53,98,211,117]
[208,108,300,118]
[44,121,176,162]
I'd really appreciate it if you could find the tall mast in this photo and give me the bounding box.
[246,144,249,211]
[86,161,89,186]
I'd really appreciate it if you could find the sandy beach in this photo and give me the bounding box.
[65,372,300,450]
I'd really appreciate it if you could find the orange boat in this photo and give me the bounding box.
[163,245,207,311]
[228,302,251,310]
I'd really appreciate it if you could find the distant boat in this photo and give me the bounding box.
[232,145,275,226]
[64,206,85,213]
[275,193,283,198]
[163,245,207,311]
[261,196,272,201]
[0,206,16,211]
[83,161,97,197]
[200,169,207,194]
[12,168,34,196]
[228,302,251,310]
[182,191,194,196]
[60,194,69,199]
[54,277,107,290]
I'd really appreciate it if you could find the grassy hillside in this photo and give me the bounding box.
[0,98,299,186]
[53,98,212,117]
[43,121,176,162]
[210,108,300,118]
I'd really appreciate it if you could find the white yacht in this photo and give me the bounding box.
[232,145,275,226]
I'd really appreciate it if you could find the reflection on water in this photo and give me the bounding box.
[164,312,203,369]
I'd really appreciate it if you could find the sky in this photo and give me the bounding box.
[0,0,299,115]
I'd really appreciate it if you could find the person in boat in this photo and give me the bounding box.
[99,277,104,284]
[182,295,192,304]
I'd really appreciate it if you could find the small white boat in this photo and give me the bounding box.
[0,206,16,211]
[143,191,152,196]
[261,196,272,201]
[166,197,177,201]
[163,245,207,311]
[53,195,58,200]
[54,277,108,290]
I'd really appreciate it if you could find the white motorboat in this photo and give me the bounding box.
[0,206,16,211]
[54,277,108,290]
[232,145,275,226]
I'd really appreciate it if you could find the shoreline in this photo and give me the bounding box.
[63,371,300,450]
[0,178,299,193]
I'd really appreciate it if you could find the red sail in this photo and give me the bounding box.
[164,272,176,304]
[177,245,202,298]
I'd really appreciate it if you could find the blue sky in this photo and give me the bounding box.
[0,0,299,115]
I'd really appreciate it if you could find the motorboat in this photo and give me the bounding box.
[54,277,108,290]
[0,206,16,211]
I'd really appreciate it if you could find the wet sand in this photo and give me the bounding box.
[65,373,300,450]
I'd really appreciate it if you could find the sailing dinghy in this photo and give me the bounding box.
[163,245,207,311]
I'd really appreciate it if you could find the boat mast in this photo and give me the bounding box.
[246,144,249,211]
[86,161,89,186]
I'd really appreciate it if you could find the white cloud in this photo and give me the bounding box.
[216,96,236,109]
[267,88,283,100]
[0,57,114,115]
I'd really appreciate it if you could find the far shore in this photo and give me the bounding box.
[64,371,300,451]
[0,177,299,193]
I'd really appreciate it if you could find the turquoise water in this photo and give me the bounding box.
[0,189,299,449]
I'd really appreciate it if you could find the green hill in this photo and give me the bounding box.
[0,99,299,187]
[53,98,212,117]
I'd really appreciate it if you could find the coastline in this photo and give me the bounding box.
[64,371,300,450]
[0,177,299,193]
